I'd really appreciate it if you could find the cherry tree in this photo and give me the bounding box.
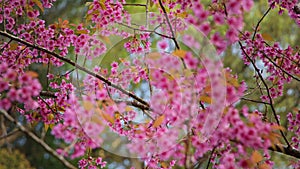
[0,0,300,169]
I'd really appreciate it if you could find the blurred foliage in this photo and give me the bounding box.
[3,0,300,169]
[0,148,35,169]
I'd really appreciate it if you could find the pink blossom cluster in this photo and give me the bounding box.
[78,156,107,169]
[268,0,300,25]
[185,0,253,53]
[51,93,101,159]
[0,0,55,29]
[124,34,151,54]
[190,107,276,169]
[287,111,300,150]
[241,33,300,100]
[0,62,41,111]
[287,111,300,168]
[87,0,129,28]
[1,0,106,63]
[0,0,299,168]
[100,51,271,168]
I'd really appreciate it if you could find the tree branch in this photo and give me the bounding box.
[252,5,272,41]
[0,109,77,169]
[238,41,291,148]
[262,54,300,82]
[0,30,149,108]
[269,145,300,159]
[157,0,186,68]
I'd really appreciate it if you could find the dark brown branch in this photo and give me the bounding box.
[0,30,149,108]
[263,41,300,67]
[110,3,146,7]
[158,0,180,50]
[269,145,300,159]
[262,54,300,82]
[231,139,300,159]
[40,91,56,98]
[0,109,76,169]
[241,97,270,105]
[252,5,272,41]
[0,39,12,52]
[157,0,186,68]
[118,22,174,39]
[205,147,216,169]
[238,41,291,148]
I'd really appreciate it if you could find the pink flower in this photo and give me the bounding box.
[157,40,169,51]
[78,159,88,169]
[199,22,211,35]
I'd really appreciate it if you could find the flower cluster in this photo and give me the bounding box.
[241,33,300,100]
[0,0,299,168]
[0,63,41,111]
[184,0,254,53]
[124,34,151,54]
[287,110,300,168]
[87,0,129,29]
[268,0,300,25]
[78,156,107,169]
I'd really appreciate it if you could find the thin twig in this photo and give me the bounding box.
[263,54,300,82]
[241,97,270,104]
[269,145,300,159]
[252,5,272,41]
[0,39,12,52]
[157,0,186,68]
[205,147,216,169]
[238,41,291,148]
[110,3,146,7]
[158,0,180,50]
[0,109,76,169]
[118,22,174,39]
[0,128,20,140]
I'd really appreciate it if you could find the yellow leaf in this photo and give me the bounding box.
[176,11,188,18]
[101,112,115,124]
[57,106,65,112]
[26,71,39,78]
[44,124,49,132]
[149,0,155,7]
[271,125,285,131]
[83,101,94,111]
[172,50,186,58]
[125,106,133,112]
[96,108,114,123]
[99,35,111,44]
[114,111,121,119]
[200,95,212,104]
[147,52,161,60]
[153,115,165,128]
[44,123,55,131]
[49,123,54,129]
[32,0,44,13]
[10,43,19,50]
[92,116,103,125]
[261,33,273,41]
[251,150,263,163]
[47,114,54,120]
[161,162,168,168]
[225,72,239,87]
[204,86,211,93]
[259,163,271,169]
[99,0,106,10]
[76,29,89,34]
